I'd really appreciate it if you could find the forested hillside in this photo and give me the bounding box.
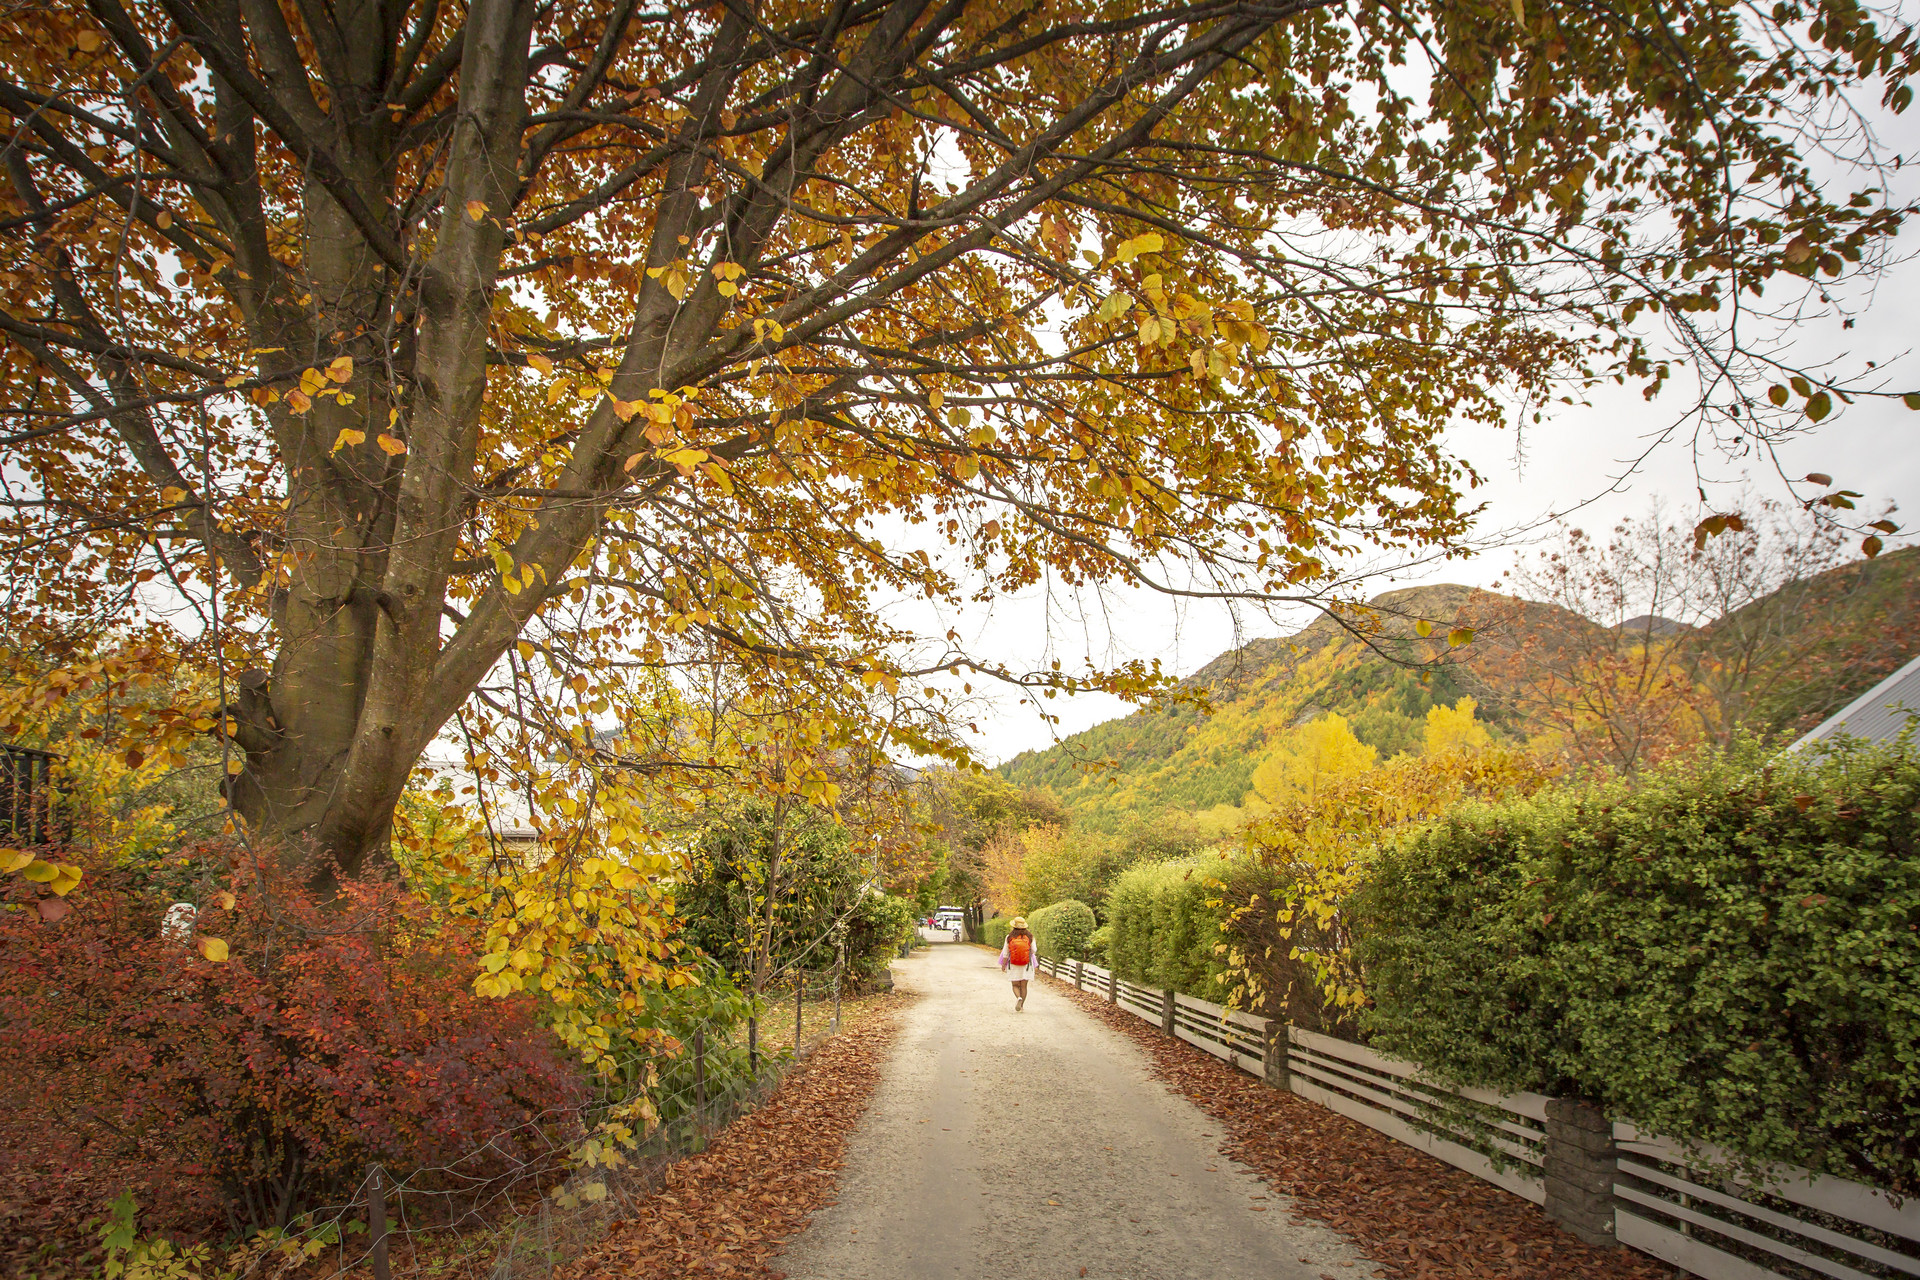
[1002,545,1920,832]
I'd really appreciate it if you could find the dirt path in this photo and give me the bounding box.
[776,945,1373,1280]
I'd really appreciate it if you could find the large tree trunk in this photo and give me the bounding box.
[222,0,539,881]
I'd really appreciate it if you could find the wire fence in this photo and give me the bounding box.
[233,968,864,1280]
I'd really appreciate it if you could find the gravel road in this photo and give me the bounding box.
[777,944,1374,1280]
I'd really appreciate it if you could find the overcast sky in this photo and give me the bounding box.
[944,237,1920,766]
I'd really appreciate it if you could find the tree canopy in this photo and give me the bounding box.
[2,0,1914,877]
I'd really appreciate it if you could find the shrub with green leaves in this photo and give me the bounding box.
[981,915,1012,950]
[1106,854,1233,996]
[1029,899,1097,960]
[1357,735,1920,1195]
[1085,923,1112,965]
[846,891,918,979]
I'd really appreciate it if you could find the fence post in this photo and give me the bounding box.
[1543,1097,1618,1246]
[1074,960,1084,990]
[692,1026,707,1124]
[1161,986,1176,1036]
[367,1165,391,1280]
[1108,967,1117,1004]
[1262,1020,1290,1091]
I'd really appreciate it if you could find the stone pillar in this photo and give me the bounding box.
[1161,986,1177,1036]
[1544,1097,1618,1246]
[1263,1019,1290,1091]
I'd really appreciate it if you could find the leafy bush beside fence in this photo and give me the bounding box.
[1103,850,1353,1031]
[0,855,584,1234]
[1085,923,1112,965]
[1106,854,1232,997]
[981,915,1012,950]
[845,891,918,982]
[1028,898,1096,960]
[1357,735,1920,1195]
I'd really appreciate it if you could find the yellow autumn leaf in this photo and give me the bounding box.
[215,890,237,910]
[1447,626,1475,648]
[160,486,188,504]
[286,387,313,413]
[1415,619,1434,637]
[375,433,407,456]
[197,935,230,962]
[326,355,353,382]
[0,848,33,874]
[526,352,554,375]
[330,427,365,453]
[49,864,83,896]
[466,200,488,222]
[21,859,58,883]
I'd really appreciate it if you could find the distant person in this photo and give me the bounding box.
[999,917,1036,1011]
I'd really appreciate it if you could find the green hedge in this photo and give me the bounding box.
[847,892,919,977]
[1085,923,1112,966]
[1029,899,1096,960]
[981,915,1012,950]
[1106,854,1233,998]
[1357,736,1920,1194]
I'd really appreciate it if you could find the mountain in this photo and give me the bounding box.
[998,550,1920,832]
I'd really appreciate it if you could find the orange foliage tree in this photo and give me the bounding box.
[0,0,1915,890]
[1479,500,1916,775]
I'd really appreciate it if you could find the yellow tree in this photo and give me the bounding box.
[1423,697,1491,756]
[1249,713,1377,809]
[1229,702,1550,1017]
[1,0,1914,895]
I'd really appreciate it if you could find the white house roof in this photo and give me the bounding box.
[1788,652,1920,751]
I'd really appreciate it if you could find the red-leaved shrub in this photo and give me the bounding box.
[0,846,585,1236]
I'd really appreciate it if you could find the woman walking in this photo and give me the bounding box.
[999,916,1037,1011]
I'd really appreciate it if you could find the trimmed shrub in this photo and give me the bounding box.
[1085,923,1112,965]
[1028,898,1096,960]
[981,915,1012,950]
[1357,736,1920,1194]
[846,891,918,980]
[1104,851,1352,1027]
[1106,854,1231,996]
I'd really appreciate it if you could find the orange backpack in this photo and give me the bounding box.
[1007,933,1032,966]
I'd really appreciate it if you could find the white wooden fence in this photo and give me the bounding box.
[1033,955,1920,1280]
[1612,1124,1920,1280]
